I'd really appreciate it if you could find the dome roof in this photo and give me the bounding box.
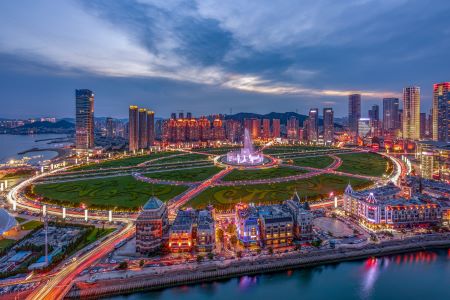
[0,208,18,235]
[143,197,164,210]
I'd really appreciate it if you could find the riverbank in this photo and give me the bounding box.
[65,234,450,299]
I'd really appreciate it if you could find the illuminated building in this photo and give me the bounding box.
[416,141,450,181]
[287,116,298,140]
[432,82,450,142]
[106,117,114,138]
[139,108,148,149]
[420,150,434,179]
[262,118,271,139]
[323,108,334,145]
[258,205,294,248]
[235,203,260,247]
[196,208,215,252]
[128,106,139,152]
[368,105,381,136]
[358,118,371,138]
[147,110,155,146]
[199,116,211,141]
[244,118,260,140]
[420,112,427,139]
[225,119,242,143]
[135,197,169,254]
[284,195,313,240]
[403,86,421,140]
[212,116,225,141]
[343,184,442,230]
[308,108,319,143]
[75,89,95,151]
[169,209,197,253]
[272,119,281,138]
[349,94,361,140]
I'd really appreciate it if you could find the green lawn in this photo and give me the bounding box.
[194,147,241,155]
[33,176,188,210]
[74,227,115,252]
[188,174,372,210]
[291,155,335,169]
[155,153,209,164]
[337,152,392,177]
[221,166,307,182]
[263,146,332,154]
[72,151,181,171]
[15,217,28,224]
[144,166,223,182]
[0,239,16,250]
[21,220,43,230]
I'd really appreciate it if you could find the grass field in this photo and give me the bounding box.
[33,176,188,210]
[15,217,28,224]
[72,151,181,171]
[144,166,223,182]
[21,220,43,230]
[194,147,241,155]
[291,155,335,169]
[337,152,392,177]
[0,239,16,250]
[155,153,209,164]
[188,174,372,209]
[221,166,307,182]
[263,146,332,154]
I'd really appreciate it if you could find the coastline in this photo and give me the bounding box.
[65,234,450,299]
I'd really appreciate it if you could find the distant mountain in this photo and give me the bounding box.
[3,120,74,134]
[226,112,342,128]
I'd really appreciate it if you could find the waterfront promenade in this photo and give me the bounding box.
[66,234,450,299]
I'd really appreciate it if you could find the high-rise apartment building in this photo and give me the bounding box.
[323,108,334,145]
[129,105,139,152]
[287,116,298,140]
[106,117,114,138]
[403,86,421,140]
[147,110,155,146]
[348,94,361,139]
[383,98,400,132]
[420,112,427,139]
[262,119,271,139]
[368,105,380,136]
[139,108,148,149]
[432,82,450,142]
[308,108,319,143]
[272,119,280,138]
[75,89,95,151]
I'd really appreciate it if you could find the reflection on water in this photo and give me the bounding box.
[107,249,450,300]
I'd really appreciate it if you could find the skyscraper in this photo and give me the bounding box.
[75,89,95,151]
[403,86,421,140]
[432,82,450,142]
[262,119,271,139]
[272,119,281,138]
[420,112,426,139]
[368,105,380,136]
[139,108,148,149]
[287,116,298,140]
[323,108,334,145]
[106,117,114,138]
[147,110,155,146]
[308,108,319,143]
[348,94,361,139]
[382,98,400,132]
[129,106,139,152]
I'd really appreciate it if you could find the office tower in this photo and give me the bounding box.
[432,82,450,142]
[138,108,148,149]
[106,117,114,138]
[383,98,400,132]
[147,110,155,146]
[129,106,139,152]
[262,119,271,139]
[420,113,426,139]
[426,110,433,138]
[323,108,334,145]
[287,116,298,140]
[403,86,421,140]
[358,118,371,138]
[308,108,319,142]
[75,89,95,150]
[368,104,380,136]
[348,94,361,139]
[272,119,281,138]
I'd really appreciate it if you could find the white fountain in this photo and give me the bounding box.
[226,129,264,165]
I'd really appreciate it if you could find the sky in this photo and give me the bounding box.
[0,0,449,119]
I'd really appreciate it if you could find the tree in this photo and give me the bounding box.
[207,252,214,260]
[256,248,262,255]
[294,244,302,251]
[217,228,225,250]
[139,259,145,267]
[118,261,128,270]
[196,255,204,263]
[268,247,274,255]
[230,235,238,251]
[236,251,243,258]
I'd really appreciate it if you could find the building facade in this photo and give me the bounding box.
[349,94,361,140]
[308,108,319,143]
[75,89,95,151]
[432,82,450,142]
[128,106,139,152]
[383,98,400,133]
[403,86,421,140]
[323,108,334,145]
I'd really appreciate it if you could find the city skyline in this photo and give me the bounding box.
[1,0,450,118]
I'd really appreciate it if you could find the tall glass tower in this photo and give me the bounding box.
[75,89,94,151]
[402,86,421,140]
